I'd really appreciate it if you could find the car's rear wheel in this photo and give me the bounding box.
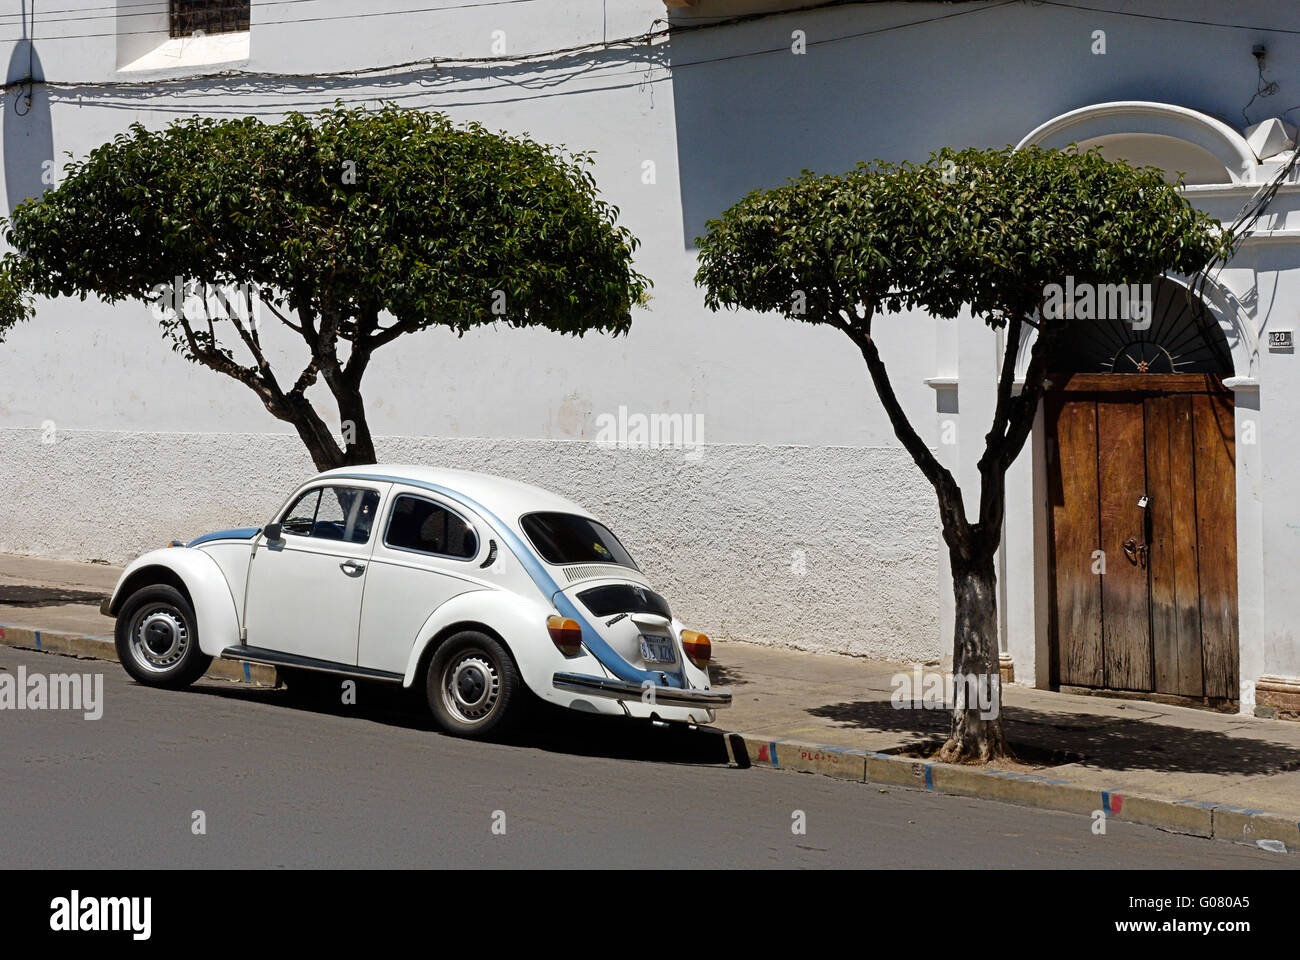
[114,584,212,688]
[426,630,521,739]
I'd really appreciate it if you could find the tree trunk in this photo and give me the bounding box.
[282,382,376,473]
[938,550,1008,761]
[335,389,378,467]
[841,313,1041,763]
[290,416,346,474]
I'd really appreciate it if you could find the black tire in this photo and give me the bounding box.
[114,584,212,688]
[426,630,522,739]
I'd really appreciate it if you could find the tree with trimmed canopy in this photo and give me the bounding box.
[694,145,1228,761]
[0,104,648,471]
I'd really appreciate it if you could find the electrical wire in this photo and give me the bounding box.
[10,0,1300,42]
[0,0,966,32]
[1039,0,1300,37]
[0,0,547,33]
[12,1,35,115]
[0,0,1015,92]
[11,0,1299,89]
[1186,134,1300,371]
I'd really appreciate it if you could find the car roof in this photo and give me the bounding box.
[312,464,597,523]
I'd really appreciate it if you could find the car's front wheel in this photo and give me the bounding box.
[426,630,521,739]
[114,584,212,688]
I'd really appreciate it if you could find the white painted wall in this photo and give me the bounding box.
[1,0,1299,686]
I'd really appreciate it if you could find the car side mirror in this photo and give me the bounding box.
[263,522,283,542]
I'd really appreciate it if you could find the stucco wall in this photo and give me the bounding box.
[0,428,944,661]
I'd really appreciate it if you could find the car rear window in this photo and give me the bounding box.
[520,512,638,569]
[577,583,672,620]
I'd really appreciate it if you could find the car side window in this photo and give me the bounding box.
[282,490,320,537]
[385,495,478,560]
[281,486,380,544]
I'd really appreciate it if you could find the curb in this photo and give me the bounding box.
[729,732,1298,850]
[0,622,278,687]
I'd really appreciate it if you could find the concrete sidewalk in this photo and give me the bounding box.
[3,551,1298,850]
[714,643,1300,849]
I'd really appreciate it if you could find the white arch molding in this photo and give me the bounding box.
[1010,100,1265,383]
[1015,101,1261,185]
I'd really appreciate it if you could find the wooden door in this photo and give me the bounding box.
[1047,375,1238,702]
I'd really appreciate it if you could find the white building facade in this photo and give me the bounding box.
[2,0,1299,717]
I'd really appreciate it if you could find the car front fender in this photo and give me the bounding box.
[109,548,242,659]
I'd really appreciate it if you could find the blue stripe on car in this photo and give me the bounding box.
[330,473,685,689]
[187,527,262,548]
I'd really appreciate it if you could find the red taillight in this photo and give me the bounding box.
[680,630,711,669]
[547,615,583,657]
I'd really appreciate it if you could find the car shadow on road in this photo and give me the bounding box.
[808,698,1300,776]
[188,677,733,767]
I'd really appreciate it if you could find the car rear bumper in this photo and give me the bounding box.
[552,671,732,708]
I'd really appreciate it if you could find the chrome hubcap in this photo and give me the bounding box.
[130,606,189,673]
[442,652,500,723]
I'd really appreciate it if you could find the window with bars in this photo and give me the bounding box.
[170,1,251,38]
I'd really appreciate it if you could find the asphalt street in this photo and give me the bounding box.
[0,647,1292,869]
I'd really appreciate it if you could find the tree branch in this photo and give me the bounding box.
[977,313,1023,531]
[260,296,302,335]
[177,314,344,468]
[368,311,424,351]
[832,310,970,547]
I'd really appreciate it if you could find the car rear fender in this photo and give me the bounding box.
[402,588,616,711]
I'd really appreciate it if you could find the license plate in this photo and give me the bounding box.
[639,634,677,665]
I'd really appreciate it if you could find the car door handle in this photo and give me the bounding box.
[339,560,366,576]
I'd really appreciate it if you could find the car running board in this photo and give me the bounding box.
[221,645,406,683]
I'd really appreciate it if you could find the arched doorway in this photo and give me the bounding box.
[1045,279,1239,705]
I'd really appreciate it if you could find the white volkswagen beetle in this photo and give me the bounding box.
[103,465,730,738]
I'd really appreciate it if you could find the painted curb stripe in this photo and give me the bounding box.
[0,624,280,687]
[751,740,781,767]
[744,736,1294,837]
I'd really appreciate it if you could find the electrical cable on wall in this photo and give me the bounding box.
[8,0,1300,38]
[0,0,1016,93]
[4,0,1299,95]
[12,1,35,115]
[1241,44,1280,125]
[1187,131,1300,368]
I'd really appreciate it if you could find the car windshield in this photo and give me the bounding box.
[520,512,638,569]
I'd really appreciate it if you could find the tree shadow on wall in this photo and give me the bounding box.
[5,22,54,215]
